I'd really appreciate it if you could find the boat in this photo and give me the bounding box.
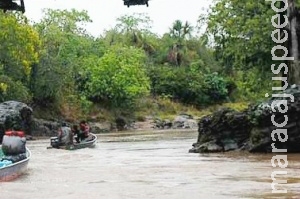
[49,133,97,150]
[0,147,31,181]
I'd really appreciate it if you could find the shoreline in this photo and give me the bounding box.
[27,128,198,141]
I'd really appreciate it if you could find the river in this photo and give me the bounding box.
[0,130,299,199]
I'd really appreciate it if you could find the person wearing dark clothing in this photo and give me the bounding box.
[78,121,90,142]
[72,124,81,143]
[0,131,4,144]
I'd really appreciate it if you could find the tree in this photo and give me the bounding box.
[169,20,193,42]
[115,13,152,34]
[84,45,150,109]
[167,20,194,66]
[31,9,94,106]
[0,12,40,102]
[205,0,275,73]
[102,13,158,60]
[35,8,92,35]
[287,0,300,84]
[0,12,40,82]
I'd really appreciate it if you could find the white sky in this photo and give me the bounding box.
[24,0,212,37]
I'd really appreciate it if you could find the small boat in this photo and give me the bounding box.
[0,147,31,181]
[49,133,97,150]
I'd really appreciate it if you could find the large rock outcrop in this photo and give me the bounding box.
[0,101,33,143]
[190,85,300,153]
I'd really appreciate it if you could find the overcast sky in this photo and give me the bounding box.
[24,0,212,37]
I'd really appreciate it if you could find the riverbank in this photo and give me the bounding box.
[28,128,198,141]
[30,101,249,138]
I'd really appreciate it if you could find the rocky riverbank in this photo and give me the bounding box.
[0,101,33,143]
[0,100,199,143]
[31,113,198,137]
[189,85,300,153]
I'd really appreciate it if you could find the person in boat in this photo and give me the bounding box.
[72,124,81,143]
[77,120,90,142]
[57,122,73,147]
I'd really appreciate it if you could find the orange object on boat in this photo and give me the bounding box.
[5,131,25,137]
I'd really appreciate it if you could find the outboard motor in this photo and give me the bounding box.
[50,137,60,148]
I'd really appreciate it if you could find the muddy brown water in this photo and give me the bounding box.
[0,130,299,199]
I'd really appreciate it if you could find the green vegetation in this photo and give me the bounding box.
[0,1,299,123]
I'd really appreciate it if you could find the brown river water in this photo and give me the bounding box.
[0,130,300,199]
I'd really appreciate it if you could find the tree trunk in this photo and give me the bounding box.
[280,1,289,86]
[288,0,300,84]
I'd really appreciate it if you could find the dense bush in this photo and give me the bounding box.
[229,69,275,102]
[147,66,232,106]
[0,75,31,103]
[84,45,150,109]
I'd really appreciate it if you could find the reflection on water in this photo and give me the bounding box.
[0,130,299,199]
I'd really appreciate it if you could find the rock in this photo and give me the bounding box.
[0,101,33,144]
[153,117,164,129]
[165,120,171,128]
[189,140,223,153]
[25,135,35,141]
[31,118,59,137]
[172,115,186,128]
[222,139,238,151]
[89,121,111,133]
[183,119,198,129]
[178,113,193,119]
[172,115,197,129]
[153,117,172,129]
[115,117,127,131]
[151,113,197,130]
[190,84,300,153]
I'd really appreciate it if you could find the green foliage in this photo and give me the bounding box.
[202,72,229,102]
[36,8,92,35]
[31,9,94,106]
[0,13,39,103]
[230,69,272,102]
[147,66,231,106]
[206,0,275,72]
[79,95,93,115]
[0,75,31,102]
[218,102,249,111]
[169,20,193,41]
[84,45,150,109]
[134,96,205,122]
[115,13,152,33]
[0,12,40,81]
[0,7,283,122]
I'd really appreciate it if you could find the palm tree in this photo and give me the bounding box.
[169,20,193,42]
[168,20,194,66]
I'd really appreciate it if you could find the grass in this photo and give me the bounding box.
[84,97,251,123]
[134,97,250,121]
[33,96,250,124]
